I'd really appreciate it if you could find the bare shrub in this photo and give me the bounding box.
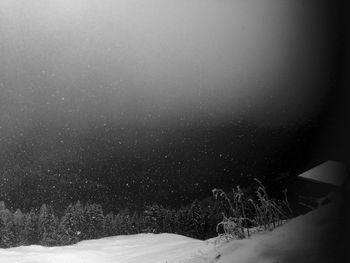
[213,178,292,241]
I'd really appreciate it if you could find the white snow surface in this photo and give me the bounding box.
[0,234,212,263]
[0,203,342,263]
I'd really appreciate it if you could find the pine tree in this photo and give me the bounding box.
[104,212,117,237]
[12,209,26,246]
[23,208,39,245]
[116,209,134,235]
[128,211,140,234]
[162,208,176,234]
[38,204,58,246]
[143,204,165,233]
[58,201,86,245]
[174,207,188,236]
[84,203,104,239]
[187,199,204,238]
[0,202,15,248]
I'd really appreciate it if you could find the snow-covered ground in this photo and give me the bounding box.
[0,202,343,263]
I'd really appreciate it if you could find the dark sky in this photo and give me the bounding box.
[0,0,342,210]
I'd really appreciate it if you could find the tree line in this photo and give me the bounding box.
[0,198,226,248]
[0,179,295,248]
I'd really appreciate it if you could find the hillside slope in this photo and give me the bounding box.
[0,202,344,263]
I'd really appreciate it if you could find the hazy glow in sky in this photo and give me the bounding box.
[0,0,341,212]
[0,0,334,127]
